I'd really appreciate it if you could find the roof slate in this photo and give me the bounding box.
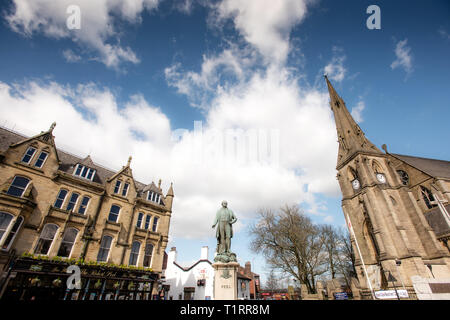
[392,153,450,179]
[0,126,152,192]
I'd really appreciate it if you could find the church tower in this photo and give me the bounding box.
[325,76,450,292]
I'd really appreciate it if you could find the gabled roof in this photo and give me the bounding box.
[391,153,450,179]
[0,126,151,191]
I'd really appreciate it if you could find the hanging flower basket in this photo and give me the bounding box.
[30,277,41,287]
[52,278,62,287]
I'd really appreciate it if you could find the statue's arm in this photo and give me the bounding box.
[229,210,237,224]
[212,211,219,228]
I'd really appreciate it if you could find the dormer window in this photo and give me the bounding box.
[122,183,129,197]
[114,180,122,194]
[73,164,96,181]
[21,147,37,164]
[34,151,48,168]
[147,191,161,204]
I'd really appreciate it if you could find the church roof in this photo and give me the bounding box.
[391,153,450,179]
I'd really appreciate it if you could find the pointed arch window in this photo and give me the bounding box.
[396,170,409,186]
[420,186,437,209]
[35,224,59,255]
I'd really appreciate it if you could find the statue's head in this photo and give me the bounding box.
[221,200,228,208]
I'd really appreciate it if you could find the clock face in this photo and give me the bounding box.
[376,173,386,183]
[352,179,360,190]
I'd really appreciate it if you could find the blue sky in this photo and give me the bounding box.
[0,0,449,286]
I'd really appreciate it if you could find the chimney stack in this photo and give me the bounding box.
[201,246,209,260]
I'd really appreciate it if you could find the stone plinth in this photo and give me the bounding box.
[212,262,239,300]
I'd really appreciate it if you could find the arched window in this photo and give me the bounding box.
[143,243,154,267]
[35,224,59,255]
[1,216,23,250]
[57,228,79,257]
[129,241,141,266]
[54,189,68,209]
[97,235,113,262]
[0,212,14,243]
[396,170,409,186]
[362,219,380,261]
[7,176,30,197]
[108,205,121,222]
[421,186,437,209]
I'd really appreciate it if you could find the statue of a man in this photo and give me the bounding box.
[212,200,237,256]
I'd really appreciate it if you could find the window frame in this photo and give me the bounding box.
[77,196,90,215]
[108,204,121,223]
[152,217,159,232]
[57,227,79,258]
[97,235,113,262]
[144,215,151,230]
[54,189,68,209]
[34,223,59,256]
[66,192,80,212]
[114,180,122,194]
[122,182,129,197]
[21,146,37,164]
[129,241,141,266]
[33,151,49,168]
[143,242,154,268]
[1,215,24,251]
[136,212,144,228]
[0,212,14,247]
[73,164,96,181]
[6,176,30,198]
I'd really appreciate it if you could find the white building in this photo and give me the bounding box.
[164,246,215,300]
[237,273,252,300]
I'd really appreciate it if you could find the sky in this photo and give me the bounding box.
[0,0,449,287]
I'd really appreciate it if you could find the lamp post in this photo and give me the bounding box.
[385,270,400,300]
[395,259,406,292]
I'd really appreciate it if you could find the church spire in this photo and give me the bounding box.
[325,76,382,169]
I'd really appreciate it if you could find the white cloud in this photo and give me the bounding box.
[0,75,339,240]
[213,0,314,65]
[323,46,347,82]
[5,0,159,69]
[351,99,365,123]
[62,49,82,63]
[438,27,450,41]
[390,39,413,77]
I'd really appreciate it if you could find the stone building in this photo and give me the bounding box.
[0,124,174,300]
[325,76,450,297]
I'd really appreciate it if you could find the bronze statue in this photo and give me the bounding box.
[212,200,237,263]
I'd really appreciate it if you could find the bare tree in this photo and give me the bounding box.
[335,228,357,287]
[249,205,327,294]
[321,224,341,279]
[264,269,281,292]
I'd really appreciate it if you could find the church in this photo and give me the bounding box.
[325,76,450,298]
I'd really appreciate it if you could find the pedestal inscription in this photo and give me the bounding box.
[213,262,239,300]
